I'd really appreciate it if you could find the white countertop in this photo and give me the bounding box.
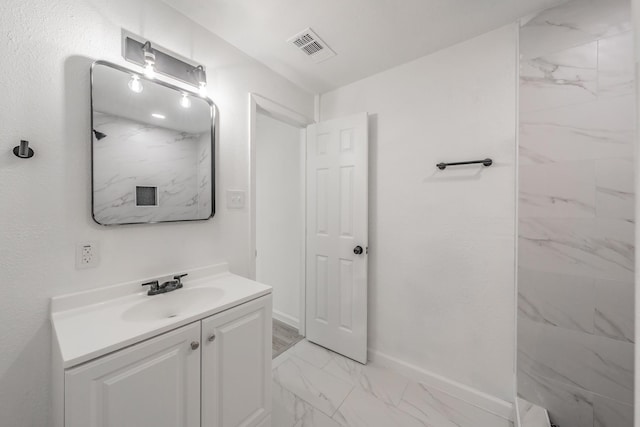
[51,264,271,368]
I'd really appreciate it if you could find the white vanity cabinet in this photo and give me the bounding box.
[65,322,202,427]
[60,294,272,427]
[201,296,272,427]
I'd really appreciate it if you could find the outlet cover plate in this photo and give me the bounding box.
[76,241,100,269]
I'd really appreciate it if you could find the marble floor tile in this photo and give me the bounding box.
[274,341,516,427]
[520,42,597,113]
[290,340,335,369]
[273,354,353,417]
[323,355,409,406]
[272,380,342,427]
[333,388,426,427]
[518,398,550,427]
[398,381,512,427]
[594,278,634,343]
[273,348,292,370]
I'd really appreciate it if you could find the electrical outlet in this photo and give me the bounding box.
[227,190,246,209]
[76,242,99,269]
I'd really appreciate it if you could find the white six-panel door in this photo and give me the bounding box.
[306,112,368,364]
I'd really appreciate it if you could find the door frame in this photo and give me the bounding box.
[248,93,314,336]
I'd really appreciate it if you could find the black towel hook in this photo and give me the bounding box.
[13,140,34,159]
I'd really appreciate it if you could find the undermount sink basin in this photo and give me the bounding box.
[122,287,226,322]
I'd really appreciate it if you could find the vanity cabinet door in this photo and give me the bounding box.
[201,295,272,427]
[65,323,201,427]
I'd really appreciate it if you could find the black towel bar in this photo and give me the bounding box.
[436,158,492,170]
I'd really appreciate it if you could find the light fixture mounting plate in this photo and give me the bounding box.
[122,32,205,88]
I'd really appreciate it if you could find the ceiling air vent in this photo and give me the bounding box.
[288,28,336,63]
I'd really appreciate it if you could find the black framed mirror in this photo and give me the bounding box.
[90,60,216,225]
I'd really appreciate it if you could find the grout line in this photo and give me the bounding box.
[397,376,411,406]
[330,384,356,420]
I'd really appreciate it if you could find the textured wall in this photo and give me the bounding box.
[320,24,518,402]
[517,1,635,426]
[0,0,313,425]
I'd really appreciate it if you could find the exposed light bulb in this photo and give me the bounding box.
[193,65,208,97]
[142,41,156,79]
[144,62,155,79]
[128,75,143,93]
[180,93,191,108]
[198,82,207,97]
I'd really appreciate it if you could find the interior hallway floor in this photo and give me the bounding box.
[271,339,514,427]
[273,319,304,359]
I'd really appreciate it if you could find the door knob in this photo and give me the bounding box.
[190,341,200,350]
[208,334,216,342]
[353,246,363,255]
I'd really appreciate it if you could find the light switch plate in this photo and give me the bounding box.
[226,190,246,209]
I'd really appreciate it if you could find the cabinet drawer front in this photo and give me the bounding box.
[65,323,201,427]
[202,295,272,427]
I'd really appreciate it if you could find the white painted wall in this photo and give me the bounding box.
[255,112,304,327]
[320,24,518,401]
[0,0,313,424]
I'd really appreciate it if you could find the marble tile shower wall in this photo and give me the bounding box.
[517,1,634,427]
[196,131,212,217]
[93,112,211,223]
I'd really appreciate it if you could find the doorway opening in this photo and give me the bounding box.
[250,94,370,364]
[249,94,313,357]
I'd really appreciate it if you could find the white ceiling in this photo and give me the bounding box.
[161,0,568,94]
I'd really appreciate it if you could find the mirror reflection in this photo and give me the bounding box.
[91,61,215,225]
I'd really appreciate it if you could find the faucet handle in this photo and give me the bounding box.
[173,273,188,283]
[141,280,159,291]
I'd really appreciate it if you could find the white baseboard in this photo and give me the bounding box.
[367,348,514,421]
[273,310,300,330]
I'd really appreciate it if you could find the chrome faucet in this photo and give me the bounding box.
[141,273,188,296]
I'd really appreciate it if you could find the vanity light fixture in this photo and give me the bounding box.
[151,113,166,119]
[142,41,156,78]
[180,93,191,108]
[123,34,208,95]
[128,74,143,93]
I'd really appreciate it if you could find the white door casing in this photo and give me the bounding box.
[306,112,368,364]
